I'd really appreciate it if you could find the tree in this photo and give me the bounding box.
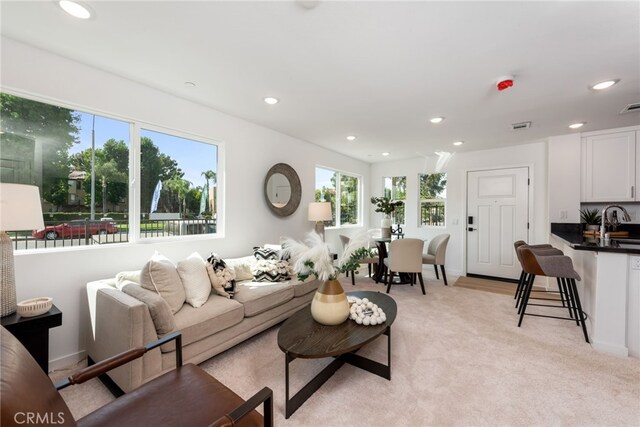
[201,170,216,214]
[420,173,447,199]
[140,137,182,213]
[165,175,191,217]
[0,93,80,208]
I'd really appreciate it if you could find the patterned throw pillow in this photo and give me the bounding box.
[253,246,279,261]
[251,259,290,282]
[206,253,236,297]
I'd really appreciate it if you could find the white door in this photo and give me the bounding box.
[467,167,529,279]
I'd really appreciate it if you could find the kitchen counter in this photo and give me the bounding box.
[551,223,640,254]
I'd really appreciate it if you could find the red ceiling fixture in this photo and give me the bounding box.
[496,75,515,91]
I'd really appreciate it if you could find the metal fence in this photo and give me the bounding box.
[420,203,445,226]
[8,218,217,250]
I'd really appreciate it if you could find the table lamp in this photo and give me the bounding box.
[0,184,44,317]
[308,202,332,240]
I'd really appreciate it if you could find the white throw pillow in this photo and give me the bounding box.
[140,252,186,314]
[115,270,142,290]
[225,256,256,281]
[177,252,212,308]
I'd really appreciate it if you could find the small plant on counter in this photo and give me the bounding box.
[580,208,602,225]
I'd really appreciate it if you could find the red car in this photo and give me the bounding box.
[32,220,118,240]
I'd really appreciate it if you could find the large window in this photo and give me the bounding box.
[315,167,360,227]
[383,176,406,225]
[0,92,220,250]
[419,173,447,227]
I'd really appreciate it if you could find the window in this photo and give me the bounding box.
[315,167,360,227]
[419,173,447,226]
[383,176,406,224]
[140,129,218,238]
[0,92,220,250]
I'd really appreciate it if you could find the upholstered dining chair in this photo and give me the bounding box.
[1,327,273,427]
[422,234,450,286]
[339,234,379,285]
[384,238,426,294]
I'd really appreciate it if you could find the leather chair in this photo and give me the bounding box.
[384,238,426,294]
[1,327,273,427]
[421,234,450,285]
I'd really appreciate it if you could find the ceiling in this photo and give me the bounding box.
[1,1,639,163]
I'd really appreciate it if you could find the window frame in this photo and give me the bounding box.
[315,166,362,229]
[418,172,447,228]
[1,89,225,252]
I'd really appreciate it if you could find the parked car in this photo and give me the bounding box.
[32,219,119,240]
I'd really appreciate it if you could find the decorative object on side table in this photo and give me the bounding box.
[347,295,386,326]
[282,231,373,325]
[580,208,602,232]
[0,184,45,317]
[370,196,403,239]
[17,297,53,317]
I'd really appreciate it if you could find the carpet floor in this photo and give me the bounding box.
[52,271,640,426]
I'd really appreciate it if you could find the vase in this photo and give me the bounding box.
[381,215,392,239]
[311,279,350,325]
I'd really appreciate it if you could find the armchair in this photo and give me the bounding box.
[1,327,273,427]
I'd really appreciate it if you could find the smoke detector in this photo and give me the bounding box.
[496,75,515,91]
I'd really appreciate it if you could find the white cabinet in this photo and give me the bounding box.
[581,130,638,202]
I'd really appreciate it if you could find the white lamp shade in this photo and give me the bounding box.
[308,202,332,222]
[0,184,45,231]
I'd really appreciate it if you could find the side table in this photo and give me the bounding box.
[1,304,62,373]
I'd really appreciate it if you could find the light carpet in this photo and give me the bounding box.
[52,272,640,426]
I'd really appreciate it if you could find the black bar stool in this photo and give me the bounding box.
[517,246,589,343]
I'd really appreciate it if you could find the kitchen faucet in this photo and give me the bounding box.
[600,205,632,239]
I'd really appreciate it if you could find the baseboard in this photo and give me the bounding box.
[466,273,518,284]
[591,339,629,358]
[48,350,86,373]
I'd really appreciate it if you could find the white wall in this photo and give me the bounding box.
[548,133,581,223]
[370,142,549,276]
[1,37,371,368]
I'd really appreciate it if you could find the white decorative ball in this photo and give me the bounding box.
[355,317,363,324]
[362,298,369,304]
[363,317,370,326]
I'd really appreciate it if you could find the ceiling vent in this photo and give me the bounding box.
[620,102,640,114]
[511,121,531,130]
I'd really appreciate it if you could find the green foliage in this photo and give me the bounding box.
[580,208,602,225]
[370,196,403,215]
[294,247,374,282]
[420,173,447,199]
[140,137,183,213]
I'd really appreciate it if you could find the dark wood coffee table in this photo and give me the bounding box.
[277,291,397,418]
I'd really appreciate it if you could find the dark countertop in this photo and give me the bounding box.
[551,223,640,255]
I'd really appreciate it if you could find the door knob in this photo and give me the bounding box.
[468,227,476,232]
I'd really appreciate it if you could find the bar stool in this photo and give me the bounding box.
[517,246,589,343]
[513,241,569,313]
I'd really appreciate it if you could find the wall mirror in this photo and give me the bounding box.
[264,163,301,217]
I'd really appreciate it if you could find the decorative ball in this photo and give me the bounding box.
[363,317,370,326]
[355,317,363,325]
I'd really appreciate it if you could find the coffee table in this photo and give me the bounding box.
[277,291,397,418]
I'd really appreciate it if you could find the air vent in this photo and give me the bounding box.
[511,121,531,130]
[620,102,640,114]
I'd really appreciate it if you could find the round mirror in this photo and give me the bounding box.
[264,163,301,217]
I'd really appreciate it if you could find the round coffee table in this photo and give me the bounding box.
[278,291,397,418]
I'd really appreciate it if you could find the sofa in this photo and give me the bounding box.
[86,250,319,393]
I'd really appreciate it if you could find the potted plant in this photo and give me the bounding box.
[580,208,602,231]
[371,197,403,238]
[282,232,373,325]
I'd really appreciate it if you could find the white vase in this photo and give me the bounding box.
[381,215,391,239]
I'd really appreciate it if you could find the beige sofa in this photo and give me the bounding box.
[86,255,319,393]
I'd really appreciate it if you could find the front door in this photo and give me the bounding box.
[466,167,529,280]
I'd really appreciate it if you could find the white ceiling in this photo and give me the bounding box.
[1,1,639,163]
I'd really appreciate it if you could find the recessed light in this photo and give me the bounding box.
[569,122,585,129]
[453,141,464,146]
[264,97,279,105]
[59,1,91,19]
[381,152,390,156]
[430,117,444,124]
[184,82,196,87]
[346,135,357,141]
[591,80,619,91]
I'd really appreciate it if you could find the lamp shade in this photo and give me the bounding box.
[0,184,45,231]
[308,202,332,222]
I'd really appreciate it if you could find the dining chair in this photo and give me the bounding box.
[422,234,450,286]
[339,234,379,285]
[384,238,426,294]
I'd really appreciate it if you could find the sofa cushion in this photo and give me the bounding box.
[206,264,231,298]
[233,282,294,317]
[140,252,185,314]
[115,270,141,290]
[251,259,289,282]
[177,252,212,308]
[289,277,319,297]
[253,246,279,260]
[122,283,176,335]
[224,256,255,281]
[161,294,244,352]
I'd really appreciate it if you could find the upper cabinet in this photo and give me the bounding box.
[581,130,639,202]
